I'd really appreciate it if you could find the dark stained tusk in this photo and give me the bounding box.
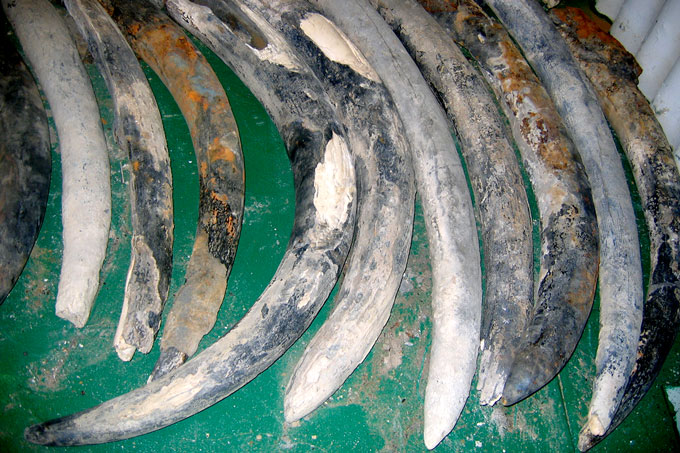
[310,0,482,449]
[64,0,173,359]
[104,0,246,381]
[430,0,598,407]
[23,0,356,445]
[0,20,51,305]
[373,0,535,422]
[550,8,680,450]
[226,0,416,423]
[2,0,111,328]
[481,0,643,408]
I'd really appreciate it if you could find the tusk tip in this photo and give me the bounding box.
[24,422,56,446]
[283,394,313,424]
[577,420,602,451]
[577,431,597,452]
[501,367,537,406]
[423,426,446,450]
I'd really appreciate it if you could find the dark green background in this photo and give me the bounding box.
[1,3,679,452]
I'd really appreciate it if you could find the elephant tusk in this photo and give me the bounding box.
[431,0,599,407]
[310,0,483,449]
[0,19,51,306]
[225,0,416,424]
[65,0,173,359]
[23,0,356,445]
[2,0,111,329]
[104,0,246,381]
[551,7,680,450]
[372,0,537,424]
[482,0,643,408]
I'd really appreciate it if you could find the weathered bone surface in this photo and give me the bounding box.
[65,0,173,359]
[2,0,111,328]
[23,0,357,445]
[229,0,416,423]
[482,0,643,407]
[431,0,598,407]
[0,22,51,305]
[551,8,680,450]
[106,0,246,381]
[311,0,482,449]
[376,0,534,419]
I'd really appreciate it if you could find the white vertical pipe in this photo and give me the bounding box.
[595,0,625,20]
[636,0,680,100]
[653,57,680,158]
[611,0,666,55]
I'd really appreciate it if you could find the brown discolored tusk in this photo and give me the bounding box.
[432,0,598,408]
[551,7,680,450]
[481,0,642,409]
[104,0,246,381]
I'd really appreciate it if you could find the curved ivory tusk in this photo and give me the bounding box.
[482,0,643,407]
[550,8,680,450]
[65,0,173,359]
[373,0,536,420]
[105,0,246,381]
[2,0,111,328]
[24,0,356,445]
[227,0,416,423]
[310,0,482,449]
[0,24,51,305]
[430,0,599,407]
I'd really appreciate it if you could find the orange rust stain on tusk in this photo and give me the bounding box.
[210,191,229,204]
[208,137,236,163]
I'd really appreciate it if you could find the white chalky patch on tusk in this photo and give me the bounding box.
[237,3,303,71]
[313,132,355,229]
[300,13,380,83]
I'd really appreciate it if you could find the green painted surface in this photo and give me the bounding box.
[1,7,679,453]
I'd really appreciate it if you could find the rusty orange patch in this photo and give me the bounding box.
[209,138,236,163]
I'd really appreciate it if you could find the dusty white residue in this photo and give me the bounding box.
[251,41,302,71]
[170,0,221,35]
[313,132,355,228]
[135,373,206,418]
[300,13,380,82]
[237,3,303,71]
